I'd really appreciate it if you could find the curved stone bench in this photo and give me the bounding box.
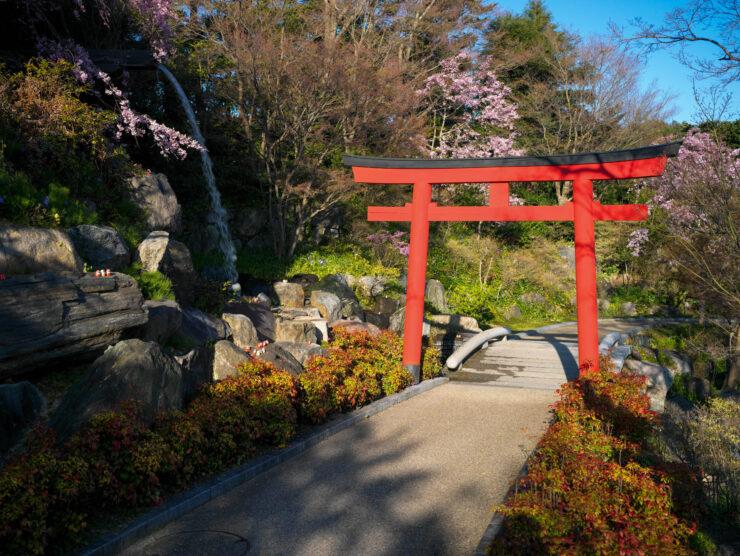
[445,327,511,370]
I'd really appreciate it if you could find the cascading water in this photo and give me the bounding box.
[157,64,239,289]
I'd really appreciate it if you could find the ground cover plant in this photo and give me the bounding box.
[488,357,705,555]
[0,329,440,555]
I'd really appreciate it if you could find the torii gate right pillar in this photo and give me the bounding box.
[573,177,599,371]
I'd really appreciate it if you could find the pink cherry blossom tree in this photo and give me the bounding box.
[420,51,524,160]
[21,0,200,158]
[631,129,740,388]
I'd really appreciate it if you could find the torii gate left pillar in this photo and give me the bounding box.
[344,143,680,382]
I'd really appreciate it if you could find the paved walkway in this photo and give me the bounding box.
[118,319,653,556]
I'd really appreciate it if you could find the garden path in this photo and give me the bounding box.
[116,319,644,556]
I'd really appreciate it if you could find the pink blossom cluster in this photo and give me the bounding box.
[38,38,201,158]
[420,52,524,160]
[366,230,410,256]
[629,129,740,255]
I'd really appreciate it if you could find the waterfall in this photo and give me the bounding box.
[157,64,239,287]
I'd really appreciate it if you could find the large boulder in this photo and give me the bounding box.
[425,279,448,312]
[364,310,390,330]
[256,343,303,376]
[175,346,215,403]
[49,339,183,440]
[180,307,230,345]
[275,318,318,344]
[310,290,342,323]
[273,281,305,308]
[307,274,362,318]
[0,382,46,454]
[0,222,82,276]
[221,313,259,349]
[136,231,196,305]
[273,341,324,366]
[0,272,147,379]
[658,349,693,376]
[67,225,130,271]
[374,297,399,317]
[223,301,275,342]
[330,319,382,337]
[125,173,182,234]
[213,340,249,381]
[139,299,182,345]
[625,359,673,412]
[357,276,385,299]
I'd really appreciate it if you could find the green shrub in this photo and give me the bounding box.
[123,262,175,302]
[421,346,443,380]
[193,278,230,315]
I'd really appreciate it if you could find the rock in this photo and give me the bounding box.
[311,319,329,342]
[222,313,259,349]
[180,307,230,345]
[429,314,482,333]
[597,280,615,298]
[175,346,214,403]
[625,359,673,412]
[330,319,382,337]
[658,349,693,376]
[232,206,266,241]
[49,339,183,441]
[0,222,83,275]
[307,274,362,318]
[290,273,319,290]
[136,231,196,305]
[0,382,46,453]
[557,246,576,270]
[357,276,385,299]
[685,376,713,401]
[504,305,522,320]
[275,318,318,344]
[425,279,448,312]
[277,307,319,319]
[341,273,356,288]
[256,343,303,376]
[68,225,130,271]
[0,272,147,379]
[256,292,271,304]
[518,292,551,310]
[598,298,611,313]
[140,299,182,345]
[224,302,275,341]
[125,173,182,234]
[273,281,305,308]
[375,297,399,316]
[213,340,249,381]
[390,307,406,335]
[273,341,324,366]
[310,291,343,323]
[620,301,637,316]
[364,310,390,329]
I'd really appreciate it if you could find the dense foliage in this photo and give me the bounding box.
[488,358,700,555]
[0,328,442,555]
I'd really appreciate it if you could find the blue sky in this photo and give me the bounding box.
[489,0,739,123]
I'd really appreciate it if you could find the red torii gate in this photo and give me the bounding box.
[343,142,681,382]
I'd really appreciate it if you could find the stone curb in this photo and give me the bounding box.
[472,317,698,555]
[76,376,450,556]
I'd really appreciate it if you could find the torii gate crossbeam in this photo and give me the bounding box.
[343,142,681,382]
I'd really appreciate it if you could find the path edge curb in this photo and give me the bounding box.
[75,376,450,556]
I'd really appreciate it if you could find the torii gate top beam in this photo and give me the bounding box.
[343,142,681,183]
